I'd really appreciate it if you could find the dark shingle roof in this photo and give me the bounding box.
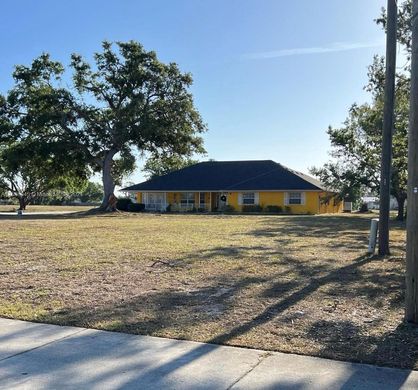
[122,160,327,192]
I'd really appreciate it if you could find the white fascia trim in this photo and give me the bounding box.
[127,189,323,193]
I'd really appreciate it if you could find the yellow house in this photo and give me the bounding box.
[122,160,342,214]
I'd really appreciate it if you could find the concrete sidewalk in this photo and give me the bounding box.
[0,318,417,389]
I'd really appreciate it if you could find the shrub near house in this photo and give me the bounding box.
[122,160,342,214]
[116,198,146,212]
[265,205,283,213]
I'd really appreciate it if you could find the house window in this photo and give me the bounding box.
[242,192,255,205]
[288,192,303,205]
[199,192,205,205]
[143,192,166,211]
[181,192,195,205]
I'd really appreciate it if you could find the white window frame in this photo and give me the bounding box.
[143,192,167,211]
[285,192,305,205]
[238,192,259,205]
[180,192,195,206]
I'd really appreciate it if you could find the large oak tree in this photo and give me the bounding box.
[68,41,206,210]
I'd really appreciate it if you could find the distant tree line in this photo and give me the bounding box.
[0,180,103,206]
[35,181,104,205]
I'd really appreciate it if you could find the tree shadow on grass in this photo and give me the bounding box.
[307,319,418,370]
[32,247,416,365]
[1,213,414,388]
[26,251,416,388]
[20,212,412,366]
[35,274,270,337]
[240,214,406,256]
[130,249,416,389]
[208,255,374,344]
[247,214,405,236]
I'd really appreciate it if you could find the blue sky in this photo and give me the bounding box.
[0,0,389,184]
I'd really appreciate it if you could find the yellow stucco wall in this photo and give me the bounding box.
[226,191,320,214]
[318,192,343,214]
[134,190,341,214]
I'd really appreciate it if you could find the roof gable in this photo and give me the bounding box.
[122,160,327,192]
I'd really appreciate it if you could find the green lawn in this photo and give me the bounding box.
[0,212,415,369]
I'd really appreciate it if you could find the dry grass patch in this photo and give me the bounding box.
[0,212,416,369]
[0,205,94,213]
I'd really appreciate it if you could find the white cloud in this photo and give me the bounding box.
[243,41,384,60]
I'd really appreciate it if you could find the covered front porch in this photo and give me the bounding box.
[135,191,229,212]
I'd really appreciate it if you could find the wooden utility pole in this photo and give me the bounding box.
[406,0,418,324]
[378,0,397,256]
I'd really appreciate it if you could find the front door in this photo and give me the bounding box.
[217,193,227,210]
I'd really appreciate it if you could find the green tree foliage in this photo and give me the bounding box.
[67,41,206,210]
[143,154,199,179]
[311,58,409,220]
[0,140,86,209]
[376,0,412,58]
[311,4,412,221]
[39,181,103,205]
[78,181,103,203]
[0,56,89,209]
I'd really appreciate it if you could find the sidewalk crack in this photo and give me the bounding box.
[226,351,272,390]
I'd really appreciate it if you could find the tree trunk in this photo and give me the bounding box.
[100,149,118,211]
[18,197,27,210]
[396,196,406,221]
